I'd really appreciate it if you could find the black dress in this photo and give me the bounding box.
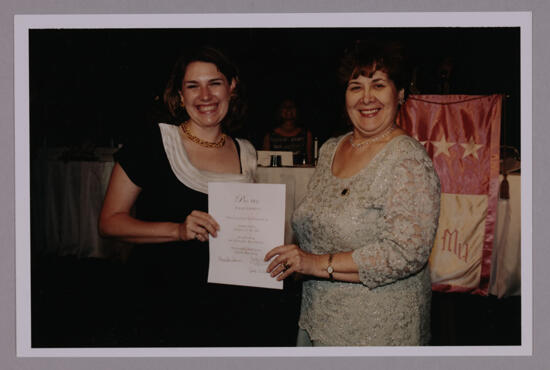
[114,123,300,347]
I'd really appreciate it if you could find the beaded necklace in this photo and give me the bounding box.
[349,125,395,149]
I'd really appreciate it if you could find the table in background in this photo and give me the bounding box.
[255,166,315,244]
[489,173,521,297]
[31,156,521,297]
[31,155,127,259]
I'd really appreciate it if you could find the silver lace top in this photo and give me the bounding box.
[292,133,441,346]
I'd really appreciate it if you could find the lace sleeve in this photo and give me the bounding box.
[352,152,441,289]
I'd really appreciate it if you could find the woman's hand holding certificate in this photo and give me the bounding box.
[264,244,322,281]
[207,182,286,290]
[177,210,220,242]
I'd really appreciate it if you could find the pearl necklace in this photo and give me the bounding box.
[180,122,226,149]
[349,125,396,149]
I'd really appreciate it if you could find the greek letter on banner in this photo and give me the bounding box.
[398,94,502,295]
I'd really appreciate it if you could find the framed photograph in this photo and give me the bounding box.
[15,12,531,357]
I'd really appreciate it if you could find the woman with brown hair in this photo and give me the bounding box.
[265,41,441,346]
[263,98,313,165]
[99,46,293,346]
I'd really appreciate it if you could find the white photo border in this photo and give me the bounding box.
[15,12,532,357]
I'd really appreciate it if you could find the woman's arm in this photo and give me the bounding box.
[98,163,219,243]
[265,245,361,282]
[351,154,441,288]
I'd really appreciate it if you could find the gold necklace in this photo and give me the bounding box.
[349,125,396,149]
[180,122,226,149]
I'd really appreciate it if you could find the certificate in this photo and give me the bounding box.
[207,182,285,290]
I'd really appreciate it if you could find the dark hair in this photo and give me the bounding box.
[338,40,410,94]
[163,46,246,133]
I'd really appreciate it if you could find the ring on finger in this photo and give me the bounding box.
[283,262,291,271]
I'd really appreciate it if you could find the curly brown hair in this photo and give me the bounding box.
[163,46,246,134]
[338,40,410,95]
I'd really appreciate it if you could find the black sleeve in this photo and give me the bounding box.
[113,123,160,188]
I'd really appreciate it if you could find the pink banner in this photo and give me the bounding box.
[398,95,502,295]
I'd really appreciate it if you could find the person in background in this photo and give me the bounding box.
[263,98,313,165]
[265,40,441,346]
[99,46,296,346]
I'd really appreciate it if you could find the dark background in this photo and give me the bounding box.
[29,27,520,153]
[29,27,521,347]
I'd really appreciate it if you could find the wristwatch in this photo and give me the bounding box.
[327,254,334,282]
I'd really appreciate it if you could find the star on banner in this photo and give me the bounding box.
[460,137,484,159]
[432,135,455,158]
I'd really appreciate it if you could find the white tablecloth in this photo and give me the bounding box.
[489,173,521,297]
[31,159,127,259]
[255,166,315,244]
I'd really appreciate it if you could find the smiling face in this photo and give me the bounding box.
[180,61,236,129]
[345,69,404,139]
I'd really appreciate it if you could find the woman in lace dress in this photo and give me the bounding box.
[265,41,441,346]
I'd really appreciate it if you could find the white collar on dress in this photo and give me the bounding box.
[158,123,256,194]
